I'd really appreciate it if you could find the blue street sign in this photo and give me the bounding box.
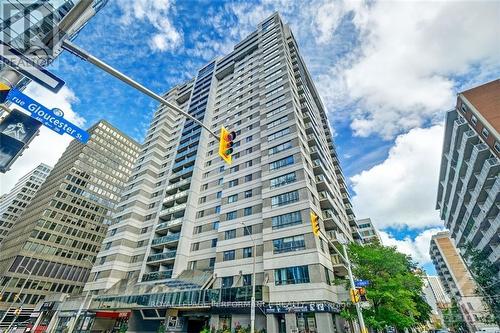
[6,88,89,143]
[0,42,65,93]
[355,280,370,287]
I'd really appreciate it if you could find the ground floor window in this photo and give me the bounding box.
[219,314,231,330]
[296,313,317,333]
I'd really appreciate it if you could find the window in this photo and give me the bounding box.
[274,265,310,285]
[471,115,478,125]
[243,247,253,258]
[270,172,296,188]
[140,227,148,234]
[267,127,290,141]
[460,103,468,113]
[104,242,111,250]
[218,178,223,185]
[482,127,489,138]
[273,235,305,253]
[242,274,252,286]
[229,179,239,187]
[199,196,206,204]
[245,174,253,182]
[230,165,239,173]
[267,105,287,118]
[226,211,237,220]
[244,190,252,198]
[272,211,302,229]
[269,141,292,155]
[243,225,252,236]
[212,221,220,230]
[191,242,200,251]
[269,155,294,170]
[271,190,299,207]
[244,207,253,216]
[225,229,236,240]
[268,115,288,129]
[223,250,235,261]
[495,142,500,153]
[246,136,253,143]
[194,226,202,234]
[222,276,234,288]
[219,166,225,172]
[209,257,216,268]
[211,238,218,247]
[228,194,238,203]
[216,191,222,199]
[215,205,221,214]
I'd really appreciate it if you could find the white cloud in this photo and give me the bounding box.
[351,125,444,230]
[117,0,182,52]
[380,227,444,266]
[0,84,82,195]
[341,1,500,138]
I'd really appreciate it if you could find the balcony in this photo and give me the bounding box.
[331,254,348,277]
[159,203,187,217]
[151,233,180,246]
[147,251,177,263]
[172,155,196,171]
[163,191,188,205]
[156,218,183,233]
[142,270,173,282]
[165,178,191,194]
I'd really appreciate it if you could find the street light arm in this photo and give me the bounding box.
[61,40,220,141]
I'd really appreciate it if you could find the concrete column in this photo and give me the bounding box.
[266,314,279,332]
[285,313,297,333]
[315,312,336,333]
[209,314,219,330]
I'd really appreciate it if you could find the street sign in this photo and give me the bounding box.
[355,280,370,287]
[6,88,89,143]
[0,42,65,93]
[0,109,42,173]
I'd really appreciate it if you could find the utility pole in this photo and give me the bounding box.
[310,211,367,333]
[241,222,256,333]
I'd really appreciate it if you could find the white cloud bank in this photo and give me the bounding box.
[0,84,82,195]
[380,228,444,267]
[351,125,444,230]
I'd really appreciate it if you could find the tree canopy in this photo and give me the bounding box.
[343,242,432,330]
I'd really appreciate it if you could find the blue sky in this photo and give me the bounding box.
[2,0,499,274]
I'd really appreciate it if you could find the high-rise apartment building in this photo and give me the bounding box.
[75,13,356,333]
[430,231,499,331]
[356,218,381,243]
[422,275,451,329]
[0,163,52,244]
[436,79,499,271]
[0,120,140,325]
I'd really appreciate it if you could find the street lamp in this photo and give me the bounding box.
[67,257,95,333]
[1,263,38,331]
[240,221,256,333]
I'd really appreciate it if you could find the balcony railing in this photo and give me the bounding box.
[151,233,180,246]
[147,251,177,262]
[156,218,183,231]
[142,270,173,281]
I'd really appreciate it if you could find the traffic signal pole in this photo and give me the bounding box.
[61,40,220,141]
[317,229,367,333]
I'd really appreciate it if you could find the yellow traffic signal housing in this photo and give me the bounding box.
[218,127,237,165]
[0,82,11,104]
[350,288,360,303]
[14,308,21,316]
[310,211,320,237]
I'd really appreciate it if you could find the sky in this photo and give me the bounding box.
[1,0,499,274]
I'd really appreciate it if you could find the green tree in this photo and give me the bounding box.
[442,300,467,333]
[342,243,432,330]
[461,243,500,325]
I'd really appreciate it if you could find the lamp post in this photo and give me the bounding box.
[67,257,95,333]
[1,263,37,331]
[240,222,256,333]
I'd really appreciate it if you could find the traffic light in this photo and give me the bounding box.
[218,126,237,165]
[358,287,368,302]
[350,288,360,303]
[310,211,320,237]
[0,82,11,103]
